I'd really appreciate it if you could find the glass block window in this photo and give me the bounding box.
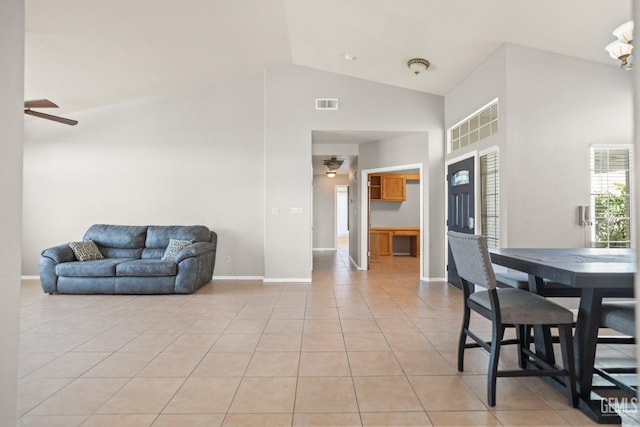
[481,150,499,248]
[590,146,633,248]
[450,101,499,152]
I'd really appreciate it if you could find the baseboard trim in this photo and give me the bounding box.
[212,276,264,281]
[21,275,39,280]
[312,248,336,251]
[424,277,447,282]
[349,255,361,270]
[263,278,311,284]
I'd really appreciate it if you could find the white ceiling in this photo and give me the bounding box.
[312,130,416,145]
[25,0,632,117]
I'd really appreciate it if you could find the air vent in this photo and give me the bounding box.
[315,98,339,110]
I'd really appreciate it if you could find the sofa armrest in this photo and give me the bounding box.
[41,244,77,264]
[174,242,217,294]
[175,242,215,263]
[40,243,76,294]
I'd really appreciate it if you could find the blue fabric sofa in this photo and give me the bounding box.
[39,224,217,294]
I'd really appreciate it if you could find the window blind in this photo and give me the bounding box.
[590,147,632,248]
[481,151,499,248]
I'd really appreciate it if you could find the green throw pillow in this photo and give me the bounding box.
[162,238,193,261]
[68,240,104,261]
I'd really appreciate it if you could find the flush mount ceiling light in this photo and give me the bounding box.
[323,156,344,178]
[605,20,634,70]
[407,58,430,75]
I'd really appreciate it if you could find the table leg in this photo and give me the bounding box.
[528,275,555,363]
[575,288,621,424]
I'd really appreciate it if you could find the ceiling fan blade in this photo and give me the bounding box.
[25,109,78,126]
[24,99,58,109]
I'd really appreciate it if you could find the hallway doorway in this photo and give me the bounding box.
[359,164,424,280]
[336,185,349,251]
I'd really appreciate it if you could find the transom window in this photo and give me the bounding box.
[449,100,499,153]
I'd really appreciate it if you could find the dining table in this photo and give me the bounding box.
[489,247,636,424]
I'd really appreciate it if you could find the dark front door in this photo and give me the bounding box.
[447,156,475,288]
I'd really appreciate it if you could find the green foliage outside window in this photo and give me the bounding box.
[593,183,630,248]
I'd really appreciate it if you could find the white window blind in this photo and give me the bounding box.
[481,151,499,248]
[590,147,632,248]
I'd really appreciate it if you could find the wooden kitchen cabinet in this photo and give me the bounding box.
[381,174,405,201]
[369,227,420,258]
[370,229,393,257]
[369,173,413,201]
[369,175,382,200]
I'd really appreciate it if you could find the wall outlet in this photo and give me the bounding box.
[225,255,231,263]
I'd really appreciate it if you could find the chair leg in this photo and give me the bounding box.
[558,324,578,408]
[458,305,471,372]
[488,324,505,406]
[516,324,526,369]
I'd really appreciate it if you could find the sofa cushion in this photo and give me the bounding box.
[68,240,104,261]
[56,258,133,277]
[162,239,193,261]
[84,224,148,249]
[146,225,210,248]
[116,259,177,277]
[58,277,115,294]
[99,248,144,259]
[141,248,165,259]
[115,276,177,294]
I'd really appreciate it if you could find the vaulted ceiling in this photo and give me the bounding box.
[26,0,632,117]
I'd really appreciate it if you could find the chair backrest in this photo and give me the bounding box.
[447,231,497,289]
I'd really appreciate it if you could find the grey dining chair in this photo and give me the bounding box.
[447,231,577,407]
[494,271,580,297]
[496,273,636,342]
[594,301,636,395]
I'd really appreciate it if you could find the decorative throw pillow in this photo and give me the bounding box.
[162,238,193,261]
[68,240,104,261]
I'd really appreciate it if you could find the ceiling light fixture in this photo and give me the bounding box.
[605,20,634,70]
[407,58,430,75]
[323,156,344,178]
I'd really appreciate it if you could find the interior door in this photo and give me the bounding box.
[447,157,475,288]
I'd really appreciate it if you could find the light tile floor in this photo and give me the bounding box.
[17,248,638,426]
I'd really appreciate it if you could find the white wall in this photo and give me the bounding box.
[0,0,23,423]
[505,44,633,248]
[264,66,444,280]
[359,132,446,278]
[445,44,633,250]
[371,180,420,227]
[312,174,348,249]
[23,74,266,278]
[445,45,508,247]
[23,65,444,281]
[348,158,360,264]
